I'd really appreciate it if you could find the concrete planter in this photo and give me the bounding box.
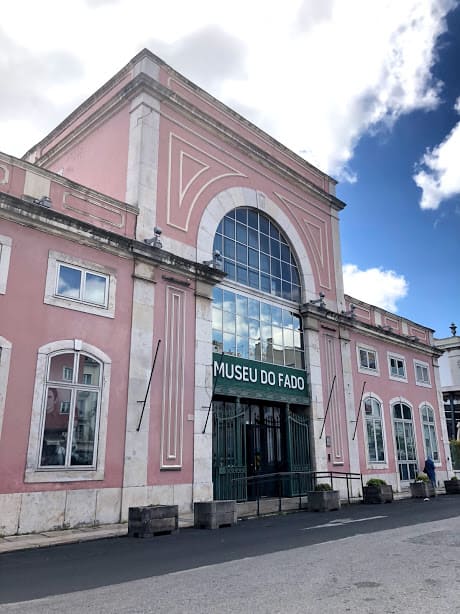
[444,479,460,494]
[363,484,394,504]
[128,505,178,538]
[410,482,435,498]
[194,500,237,529]
[308,490,340,512]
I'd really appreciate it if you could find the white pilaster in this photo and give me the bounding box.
[193,280,215,502]
[121,260,156,515]
[125,92,160,241]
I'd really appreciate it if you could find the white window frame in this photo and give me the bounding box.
[44,250,116,318]
[357,344,379,376]
[63,366,73,381]
[25,339,111,483]
[420,403,440,464]
[387,352,407,382]
[414,360,431,388]
[0,234,12,295]
[363,394,388,468]
[0,336,12,442]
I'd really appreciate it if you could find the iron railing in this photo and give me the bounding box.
[231,470,364,511]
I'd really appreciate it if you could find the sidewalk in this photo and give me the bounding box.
[0,489,434,555]
[0,523,129,554]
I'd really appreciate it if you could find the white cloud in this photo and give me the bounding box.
[343,264,408,312]
[0,0,456,172]
[413,96,460,210]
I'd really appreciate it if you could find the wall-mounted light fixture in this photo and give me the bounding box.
[310,292,325,309]
[144,226,163,249]
[341,303,356,318]
[203,250,222,270]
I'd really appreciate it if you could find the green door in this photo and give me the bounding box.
[212,401,247,500]
[287,410,312,495]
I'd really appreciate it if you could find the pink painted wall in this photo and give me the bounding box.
[45,105,131,202]
[350,330,446,477]
[155,109,339,302]
[318,330,351,472]
[159,66,334,194]
[0,153,137,238]
[147,276,196,485]
[25,69,133,163]
[0,219,133,493]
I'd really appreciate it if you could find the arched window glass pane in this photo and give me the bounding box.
[40,351,102,468]
[214,208,301,302]
[421,404,439,461]
[212,287,305,369]
[365,398,384,462]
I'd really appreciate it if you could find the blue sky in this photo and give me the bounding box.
[1,0,459,338]
[338,4,460,337]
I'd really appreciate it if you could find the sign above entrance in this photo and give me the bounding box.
[213,353,309,404]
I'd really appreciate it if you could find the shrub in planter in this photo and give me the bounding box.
[308,483,340,512]
[315,483,333,491]
[444,476,460,494]
[410,474,435,498]
[363,478,393,504]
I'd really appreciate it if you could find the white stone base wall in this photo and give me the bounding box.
[0,483,194,536]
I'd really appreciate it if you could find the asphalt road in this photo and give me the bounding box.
[1,496,459,612]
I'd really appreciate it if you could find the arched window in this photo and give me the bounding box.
[421,404,439,462]
[213,208,301,302]
[40,351,103,467]
[25,340,111,482]
[364,397,385,462]
[392,402,417,482]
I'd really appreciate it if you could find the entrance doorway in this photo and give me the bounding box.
[212,399,311,500]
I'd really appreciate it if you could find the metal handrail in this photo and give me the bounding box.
[231,470,364,510]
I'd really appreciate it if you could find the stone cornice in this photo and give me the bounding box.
[301,303,443,358]
[28,71,346,213]
[0,191,225,285]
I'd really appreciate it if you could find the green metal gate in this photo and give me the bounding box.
[287,411,312,495]
[212,401,247,500]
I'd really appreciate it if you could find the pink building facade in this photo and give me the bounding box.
[0,50,450,535]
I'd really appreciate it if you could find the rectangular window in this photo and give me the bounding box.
[0,234,12,295]
[56,263,108,307]
[60,401,70,414]
[44,251,116,318]
[415,361,431,386]
[359,348,377,370]
[388,354,406,380]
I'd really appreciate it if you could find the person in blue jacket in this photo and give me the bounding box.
[424,457,437,494]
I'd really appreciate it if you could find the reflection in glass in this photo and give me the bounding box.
[71,391,98,466]
[212,208,301,301]
[40,352,102,469]
[84,273,106,305]
[57,265,81,299]
[41,387,71,466]
[212,287,305,369]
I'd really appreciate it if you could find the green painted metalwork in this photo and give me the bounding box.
[212,399,312,501]
[212,402,247,501]
[213,353,309,404]
[287,411,312,495]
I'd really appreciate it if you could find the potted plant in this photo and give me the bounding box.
[363,478,393,504]
[444,475,460,494]
[308,483,340,512]
[410,473,435,498]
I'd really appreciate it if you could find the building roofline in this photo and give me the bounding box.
[23,48,341,199]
